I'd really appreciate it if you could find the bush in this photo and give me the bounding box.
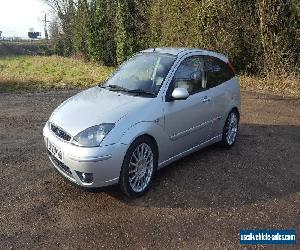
[46,0,299,76]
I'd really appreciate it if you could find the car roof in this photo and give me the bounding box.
[141,47,228,62]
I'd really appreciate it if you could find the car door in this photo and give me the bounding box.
[163,55,215,157]
[204,56,235,137]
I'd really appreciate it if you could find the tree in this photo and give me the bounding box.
[44,0,300,75]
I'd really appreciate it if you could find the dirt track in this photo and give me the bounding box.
[0,89,299,249]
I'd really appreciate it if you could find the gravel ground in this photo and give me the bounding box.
[0,89,299,249]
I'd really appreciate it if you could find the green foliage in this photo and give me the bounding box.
[47,0,299,75]
[149,0,300,75]
[86,0,117,65]
[115,0,128,65]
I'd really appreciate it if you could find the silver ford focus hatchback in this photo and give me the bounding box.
[43,48,240,198]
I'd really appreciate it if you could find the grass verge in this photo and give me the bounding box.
[239,75,300,97]
[0,55,114,92]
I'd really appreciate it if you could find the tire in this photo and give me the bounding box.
[220,109,239,148]
[119,136,158,198]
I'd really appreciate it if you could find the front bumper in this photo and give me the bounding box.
[43,124,128,188]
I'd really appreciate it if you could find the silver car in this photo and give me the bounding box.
[43,48,240,198]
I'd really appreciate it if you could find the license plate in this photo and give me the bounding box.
[47,140,63,161]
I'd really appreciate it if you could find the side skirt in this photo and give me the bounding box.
[158,134,222,169]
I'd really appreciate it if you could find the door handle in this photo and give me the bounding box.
[202,96,211,103]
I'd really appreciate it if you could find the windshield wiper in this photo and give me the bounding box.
[126,89,156,97]
[100,84,129,92]
[100,85,155,97]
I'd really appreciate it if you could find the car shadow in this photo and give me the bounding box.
[105,123,300,209]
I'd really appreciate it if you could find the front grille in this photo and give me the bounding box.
[50,123,71,141]
[48,151,73,177]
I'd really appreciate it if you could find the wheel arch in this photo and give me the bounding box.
[137,134,159,159]
[231,107,240,121]
[118,121,168,163]
[124,133,159,163]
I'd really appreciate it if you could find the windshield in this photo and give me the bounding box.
[103,53,176,96]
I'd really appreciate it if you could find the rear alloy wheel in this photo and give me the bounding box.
[120,136,157,198]
[221,110,239,148]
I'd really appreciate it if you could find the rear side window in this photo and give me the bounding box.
[204,56,235,88]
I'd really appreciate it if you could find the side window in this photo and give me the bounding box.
[173,56,204,95]
[204,56,234,88]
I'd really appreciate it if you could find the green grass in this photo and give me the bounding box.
[0,55,114,92]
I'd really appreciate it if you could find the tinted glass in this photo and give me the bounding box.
[173,56,204,95]
[205,56,234,88]
[105,53,176,95]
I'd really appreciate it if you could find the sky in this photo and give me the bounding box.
[0,0,50,38]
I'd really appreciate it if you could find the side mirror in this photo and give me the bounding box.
[171,87,189,100]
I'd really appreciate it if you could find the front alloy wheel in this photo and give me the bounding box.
[128,143,154,193]
[120,136,157,198]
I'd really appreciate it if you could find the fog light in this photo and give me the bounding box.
[76,171,93,183]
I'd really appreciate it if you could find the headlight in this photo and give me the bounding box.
[73,123,114,147]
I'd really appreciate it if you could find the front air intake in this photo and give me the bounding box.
[50,123,71,142]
